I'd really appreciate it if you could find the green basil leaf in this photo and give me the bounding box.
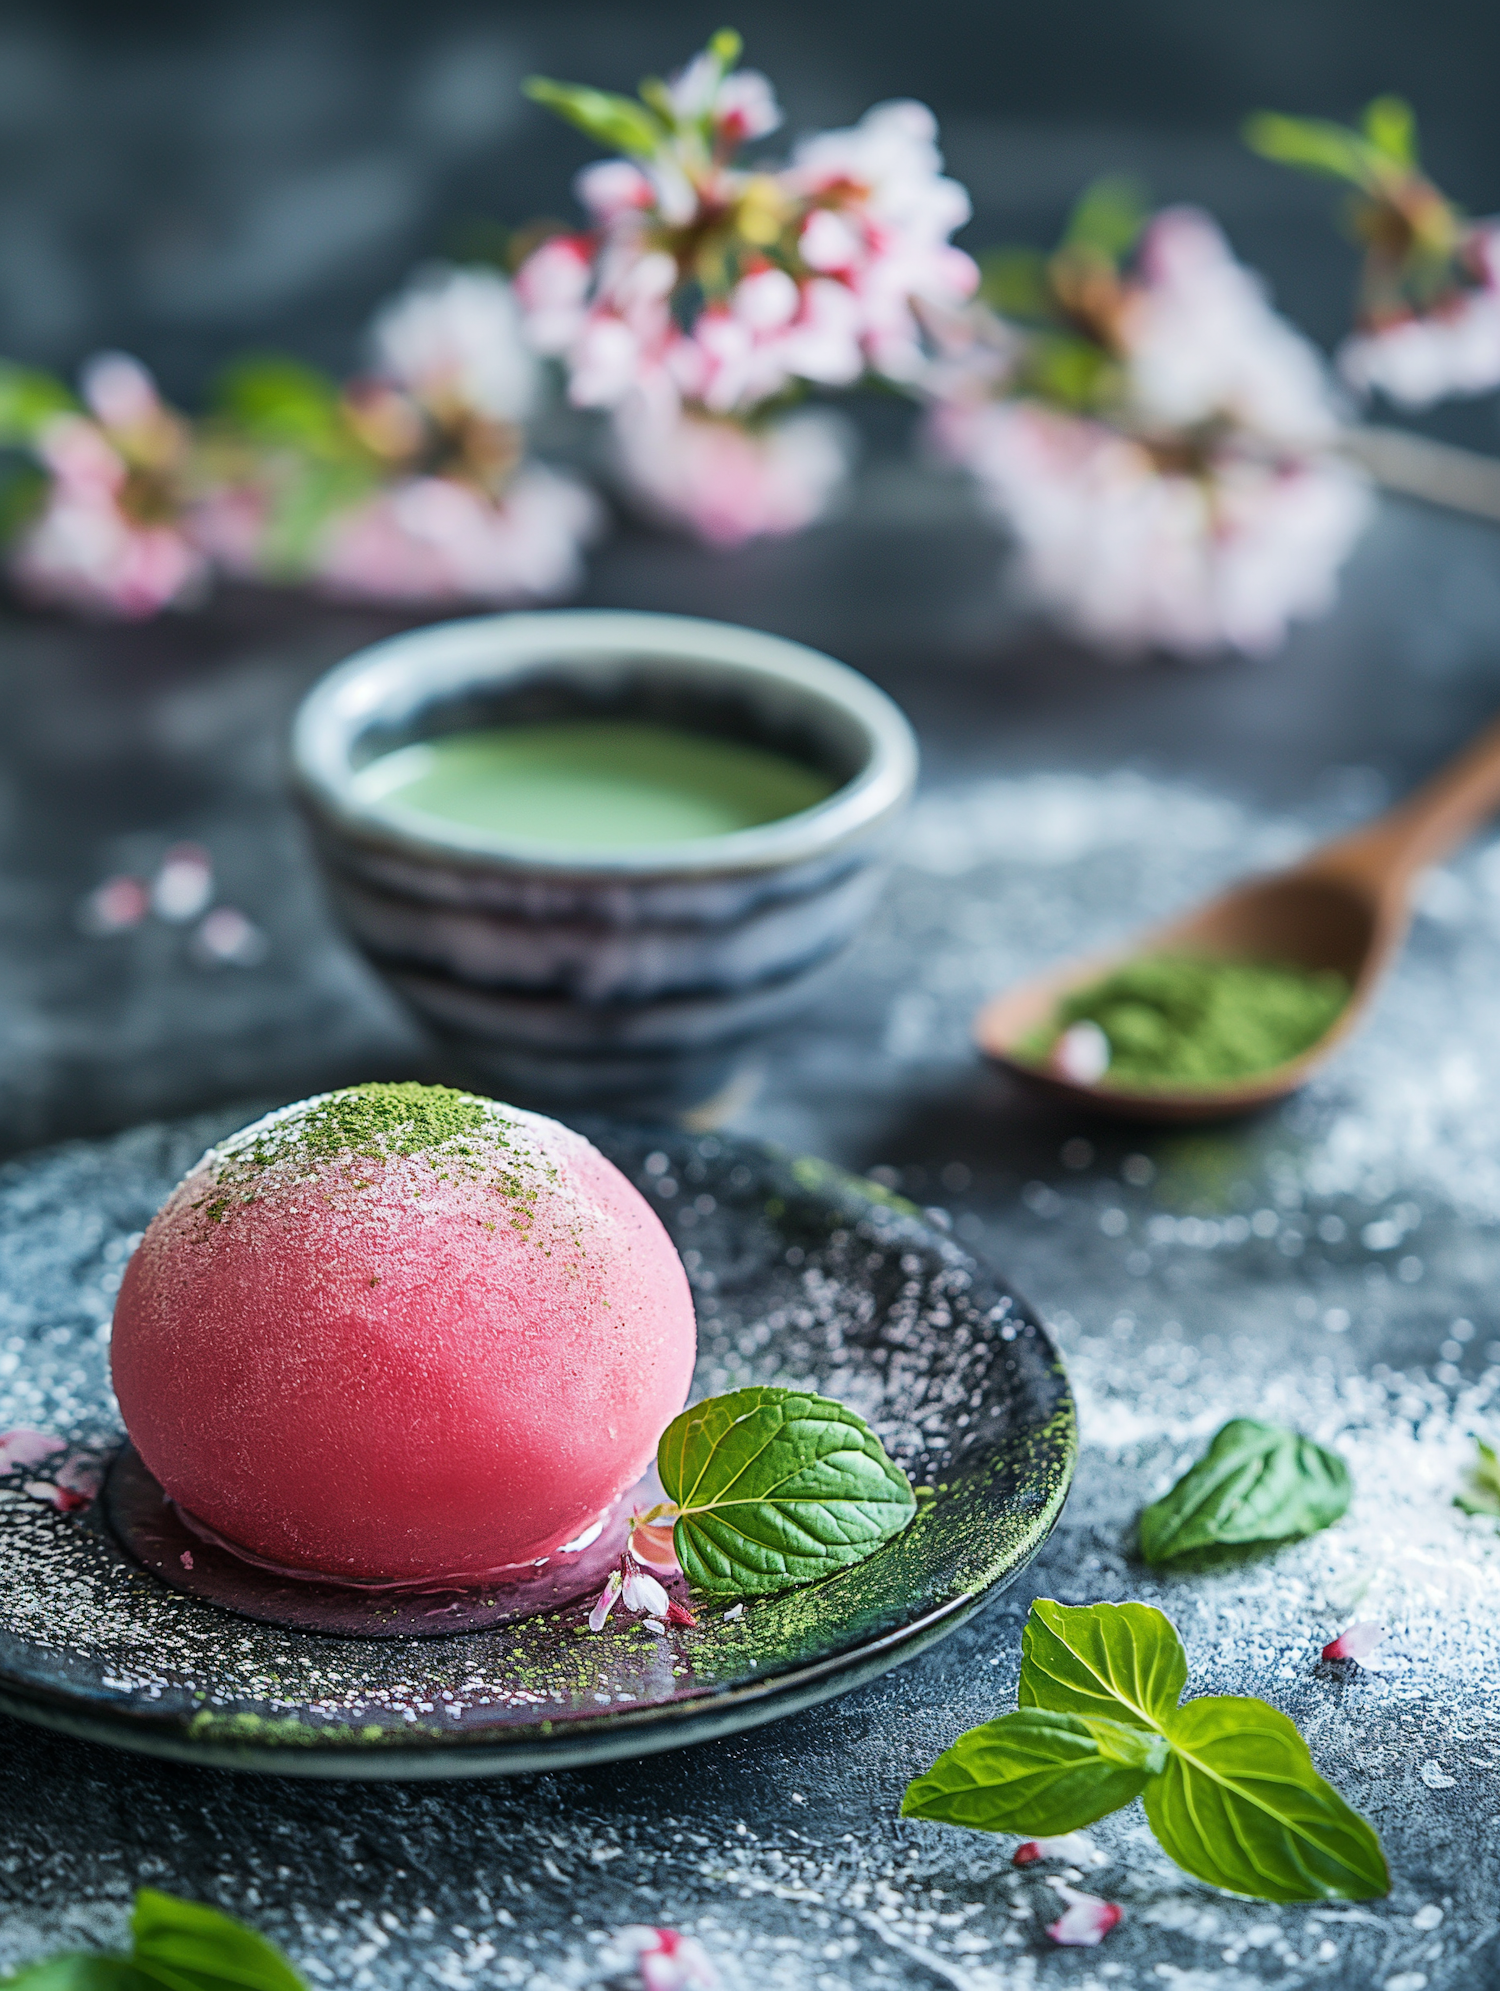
[901,1707,1165,1836]
[1019,1597,1187,1730]
[1,1961,147,1990]
[1138,1419,1351,1565]
[1454,1436,1500,1517]
[130,1892,306,1991]
[658,1386,916,1597]
[1147,1696,1390,1902]
[522,78,666,158]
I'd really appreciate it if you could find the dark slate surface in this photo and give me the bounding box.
[2,481,1500,1990]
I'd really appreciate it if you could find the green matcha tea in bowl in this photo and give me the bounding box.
[292,609,918,1112]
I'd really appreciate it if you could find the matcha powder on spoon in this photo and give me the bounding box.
[1031,953,1351,1090]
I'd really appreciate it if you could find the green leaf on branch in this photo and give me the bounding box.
[0,362,76,447]
[523,77,666,158]
[1138,1419,1351,1565]
[1243,111,1386,189]
[656,1386,915,1596]
[1362,94,1418,167]
[1061,175,1148,263]
[1019,1597,1188,1728]
[1,1891,306,1991]
[1454,1435,1500,1517]
[1147,1696,1390,1902]
[901,1707,1167,1836]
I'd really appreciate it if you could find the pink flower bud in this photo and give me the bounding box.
[1322,1620,1385,1663]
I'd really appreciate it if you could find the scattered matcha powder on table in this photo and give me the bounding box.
[1027,953,1350,1089]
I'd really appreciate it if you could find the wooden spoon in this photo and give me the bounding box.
[974,715,1500,1123]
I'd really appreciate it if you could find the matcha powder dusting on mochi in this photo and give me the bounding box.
[1031,953,1350,1089]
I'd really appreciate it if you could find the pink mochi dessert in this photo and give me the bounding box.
[110,1082,696,1585]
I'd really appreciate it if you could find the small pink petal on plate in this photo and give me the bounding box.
[0,1429,65,1473]
[1046,1882,1123,1947]
[588,1567,623,1632]
[1323,1620,1385,1663]
[1014,1831,1104,1867]
[621,1565,670,1617]
[665,1598,697,1627]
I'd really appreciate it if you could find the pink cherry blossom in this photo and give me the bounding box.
[12,403,208,621]
[516,35,977,504]
[611,399,852,547]
[935,392,1369,660]
[785,101,979,386]
[367,265,538,424]
[315,465,600,606]
[0,1430,65,1473]
[1341,223,1500,406]
[1126,209,1344,449]
[10,354,210,619]
[609,1926,719,1991]
[1323,1620,1386,1663]
[1045,1881,1123,1947]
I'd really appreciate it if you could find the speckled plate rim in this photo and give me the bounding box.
[0,1577,1045,1780]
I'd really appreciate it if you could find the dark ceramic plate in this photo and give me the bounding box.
[0,1112,1074,1779]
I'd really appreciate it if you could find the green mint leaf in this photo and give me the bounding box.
[522,77,665,158]
[1454,1435,1500,1517]
[1,1960,148,1990]
[1139,1419,1351,1565]
[130,1891,307,1991]
[1019,1598,1187,1730]
[657,1386,916,1597]
[1147,1696,1390,1902]
[901,1707,1164,1836]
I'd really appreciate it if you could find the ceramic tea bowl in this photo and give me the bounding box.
[291,610,918,1113]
